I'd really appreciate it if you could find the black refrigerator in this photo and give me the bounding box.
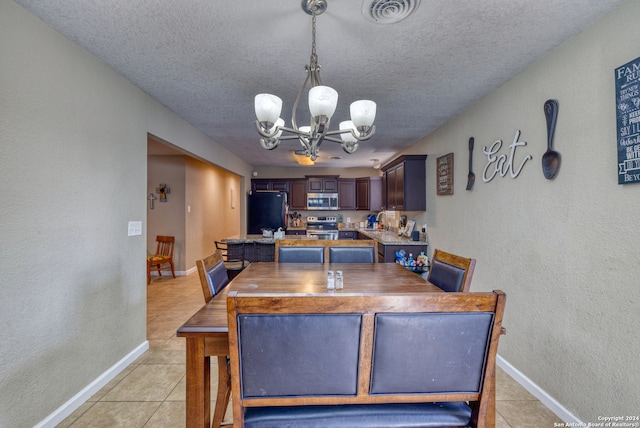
[247,191,287,234]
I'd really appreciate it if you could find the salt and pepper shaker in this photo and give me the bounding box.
[327,270,335,289]
[335,271,343,289]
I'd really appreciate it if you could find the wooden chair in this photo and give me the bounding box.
[328,239,377,263]
[427,248,476,292]
[196,250,230,303]
[215,241,250,280]
[274,239,325,263]
[227,290,506,428]
[146,235,175,284]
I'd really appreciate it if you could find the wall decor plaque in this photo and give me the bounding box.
[615,56,640,185]
[437,153,454,195]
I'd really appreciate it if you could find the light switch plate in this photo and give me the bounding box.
[128,221,142,236]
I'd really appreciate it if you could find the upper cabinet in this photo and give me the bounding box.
[356,177,383,211]
[338,178,356,210]
[307,176,338,193]
[381,155,427,211]
[289,179,307,210]
[251,179,290,193]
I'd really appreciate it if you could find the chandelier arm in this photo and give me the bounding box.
[254,121,278,138]
[341,141,359,154]
[291,71,311,131]
[259,138,280,150]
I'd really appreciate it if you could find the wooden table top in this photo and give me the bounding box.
[177,262,443,336]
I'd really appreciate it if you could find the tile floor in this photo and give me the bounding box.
[58,273,563,427]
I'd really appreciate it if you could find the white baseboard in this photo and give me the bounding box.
[150,268,194,277]
[497,354,583,424]
[35,341,149,428]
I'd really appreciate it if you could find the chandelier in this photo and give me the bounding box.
[254,0,377,162]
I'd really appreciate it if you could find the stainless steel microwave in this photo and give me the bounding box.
[307,193,339,210]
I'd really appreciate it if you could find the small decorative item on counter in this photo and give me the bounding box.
[327,270,335,289]
[335,271,343,289]
[289,212,302,227]
[396,250,429,273]
[273,227,285,239]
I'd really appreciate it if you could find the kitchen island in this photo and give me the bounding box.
[222,228,428,264]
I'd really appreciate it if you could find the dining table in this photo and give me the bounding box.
[176,262,444,428]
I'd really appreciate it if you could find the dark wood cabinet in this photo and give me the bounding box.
[338,230,356,240]
[251,179,290,193]
[381,155,426,211]
[289,179,307,210]
[356,177,383,211]
[286,229,307,236]
[307,176,338,193]
[377,243,428,263]
[338,179,356,210]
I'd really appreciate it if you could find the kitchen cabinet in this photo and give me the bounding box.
[307,176,338,193]
[338,179,356,210]
[251,179,290,193]
[286,229,306,236]
[338,230,356,240]
[377,243,428,263]
[381,155,427,211]
[356,177,383,211]
[289,179,307,210]
[357,231,372,240]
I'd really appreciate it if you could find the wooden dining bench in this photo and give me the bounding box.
[227,290,506,427]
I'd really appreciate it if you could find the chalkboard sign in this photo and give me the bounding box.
[615,56,640,185]
[437,153,454,195]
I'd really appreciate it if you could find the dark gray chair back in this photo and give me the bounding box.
[196,250,230,303]
[205,261,230,296]
[371,312,494,394]
[329,246,376,263]
[237,314,361,398]
[277,246,324,263]
[428,259,467,292]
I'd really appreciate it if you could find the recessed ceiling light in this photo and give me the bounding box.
[329,156,342,160]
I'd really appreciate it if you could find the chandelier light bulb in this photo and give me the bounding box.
[255,94,283,125]
[308,86,338,119]
[339,121,358,143]
[350,100,377,128]
[269,118,285,138]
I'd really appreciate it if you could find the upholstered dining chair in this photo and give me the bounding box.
[215,241,250,280]
[274,240,324,263]
[147,235,175,284]
[196,250,230,303]
[328,239,377,263]
[427,248,476,292]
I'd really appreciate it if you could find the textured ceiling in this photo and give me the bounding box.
[15,0,625,168]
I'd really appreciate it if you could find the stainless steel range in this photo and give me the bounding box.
[306,216,339,240]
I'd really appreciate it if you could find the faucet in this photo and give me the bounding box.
[376,211,387,230]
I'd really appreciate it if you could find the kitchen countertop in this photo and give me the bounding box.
[356,228,429,246]
[222,234,318,244]
[222,229,427,246]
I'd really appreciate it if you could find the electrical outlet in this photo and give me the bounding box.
[128,221,142,236]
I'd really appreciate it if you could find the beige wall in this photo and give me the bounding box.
[0,1,251,426]
[404,1,640,422]
[147,155,187,270]
[185,156,241,266]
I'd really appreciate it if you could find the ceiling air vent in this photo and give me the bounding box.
[362,0,421,24]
